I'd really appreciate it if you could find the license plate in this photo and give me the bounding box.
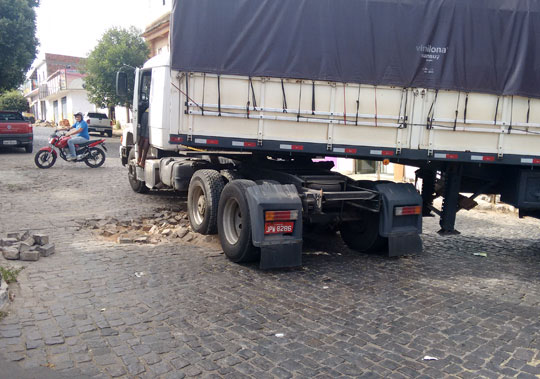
[95,128,105,131]
[264,221,294,235]
[3,140,17,145]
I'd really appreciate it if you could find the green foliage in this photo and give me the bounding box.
[83,27,149,110]
[0,266,23,284]
[0,91,29,112]
[0,0,38,92]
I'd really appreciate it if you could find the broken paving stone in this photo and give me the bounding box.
[7,232,21,240]
[20,250,40,261]
[161,228,172,236]
[38,243,55,257]
[0,238,18,247]
[117,237,133,244]
[2,247,20,260]
[101,230,114,237]
[22,237,35,246]
[134,237,149,244]
[32,234,49,246]
[183,233,194,242]
[149,225,159,234]
[19,231,30,241]
[18,241,33,253]
[176,227,188,239]
[141,225,153,232]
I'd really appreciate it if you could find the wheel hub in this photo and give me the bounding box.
[197,195,206,215]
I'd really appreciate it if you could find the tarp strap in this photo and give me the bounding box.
[217,75,221,116]
[508,96,513,134]
[281,79,288,113]
[201,73,206,116]
[464,93,469,124]
[427,90,438,129]
[526,98,531,124]
[494,96,500,125]
[311,81,316,115]
[297,82,302,122]
[355,85,360,126]
[374,86,378,127]
[398,88,408,128]
[185,73,190,113]
[247,77,252,119]
[250,77,257,108]
[343,83,347,124]
[453,92,461,131]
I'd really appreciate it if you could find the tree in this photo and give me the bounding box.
[0,0,39,93]
[83,27,149,115]
[0,91,30,112]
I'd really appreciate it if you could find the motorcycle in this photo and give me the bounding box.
[34,130,107,169]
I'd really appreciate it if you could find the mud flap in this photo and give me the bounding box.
[260,242,302,270]
[245,183,303,269]
[388,233,423,257]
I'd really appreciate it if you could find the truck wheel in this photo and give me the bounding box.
[340,210,387,253]
[188,169,225,235]
[217,180,259,263]
[107,130,113,137]
[127,149,148,193]
[24,144,33,154]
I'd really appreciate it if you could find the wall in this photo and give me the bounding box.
[68,91,93,122]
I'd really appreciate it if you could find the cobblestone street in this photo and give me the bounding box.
[1,127,539,378]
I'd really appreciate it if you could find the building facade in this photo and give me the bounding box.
[142,0,172,57]
[24,54,94,124]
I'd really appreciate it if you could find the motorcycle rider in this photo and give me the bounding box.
[64,112,90,160]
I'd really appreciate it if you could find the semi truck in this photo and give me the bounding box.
[117,0,540,269]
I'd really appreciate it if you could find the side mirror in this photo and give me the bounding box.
[116,72,128,97]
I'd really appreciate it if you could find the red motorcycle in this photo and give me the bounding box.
[34,130,107,169]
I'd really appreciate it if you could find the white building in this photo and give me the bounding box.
[24,53,94,124]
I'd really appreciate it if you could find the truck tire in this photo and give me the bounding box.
[107,130,113,137]
[217,180,259,263]
[127,149,148,193]
[188,169,225,235]
[220,169,242,183]
[24,144,33,154]
[340,210,387,253]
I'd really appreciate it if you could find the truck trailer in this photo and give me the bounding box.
[117,0,540,269]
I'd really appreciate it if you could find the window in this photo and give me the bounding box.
[86,113,108,119]
[0,112,24,121]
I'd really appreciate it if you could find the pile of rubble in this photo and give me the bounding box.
[0,232,55,261]
[33,120,56,128]
[80,210,220,249]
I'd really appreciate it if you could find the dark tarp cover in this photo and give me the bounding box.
[170,0,540,98]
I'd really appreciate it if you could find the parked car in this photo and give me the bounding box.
[84,112,113,137]
[0,111,33,153]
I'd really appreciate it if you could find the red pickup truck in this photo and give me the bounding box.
[0,111,33,153]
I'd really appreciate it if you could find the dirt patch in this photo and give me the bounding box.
[78,209,222,250]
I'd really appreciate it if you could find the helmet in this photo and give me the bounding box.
[74,112,83,118]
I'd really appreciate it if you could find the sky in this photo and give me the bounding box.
[34,0,158,61]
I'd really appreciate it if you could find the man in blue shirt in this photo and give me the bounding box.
[65,112,90,160]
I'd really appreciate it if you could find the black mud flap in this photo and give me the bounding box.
[245,183,303,269]
[388,233,423,257]
[260,241,302,270]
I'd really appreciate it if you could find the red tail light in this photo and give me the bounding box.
[394,206,422,216]
[265,210,299,221]
[87,119,90,124]
[110,120,113,126]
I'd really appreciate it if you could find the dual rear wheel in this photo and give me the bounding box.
[187,171,258,262]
